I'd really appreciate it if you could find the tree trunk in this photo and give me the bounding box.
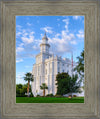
[27,80,30,97]
[43,89,45,97]
[71,93,72,99]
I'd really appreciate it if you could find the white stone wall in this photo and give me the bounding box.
[32,53,75,96]
[31,34,76,97]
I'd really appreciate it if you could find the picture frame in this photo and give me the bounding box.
[0,0,100,119]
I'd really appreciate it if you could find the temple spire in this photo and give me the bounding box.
[40,32,50,53]
[42,31,48,41]
[44,31,46,36]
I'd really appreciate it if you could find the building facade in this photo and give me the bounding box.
[31,33,76,97]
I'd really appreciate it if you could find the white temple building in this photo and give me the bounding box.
[31,33,77,97]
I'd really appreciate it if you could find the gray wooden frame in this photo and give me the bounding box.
[0,0,100,119]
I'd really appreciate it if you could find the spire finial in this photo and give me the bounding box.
[44,30,46,36]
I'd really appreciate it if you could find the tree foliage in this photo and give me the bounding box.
[40,83,48,96]
[16,83,33,97]
[56,72,71,95]
[24,72,34,82]
[74,50,84,79]
[24,72,34,97]
[56,72,81,96]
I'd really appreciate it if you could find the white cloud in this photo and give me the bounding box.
[16,25,22,29]
[77,30,84,38]
[63,19,69,24]
[16,72,26,84]
[62,18,69,32]
[77,34,84,38]
[21,31,35,44]
[40,33,43,38]
[19,43,24,47]
[79,30,84,34]
[73,16,80,20]
[16,26,39,61]
[21,36,34,44]
[41,26,53,34]
[16,47,24,53]
[16,59,23,63]
[16,53,35,59]
[16,32,22,37]
[16,74,23,79]
[27,22,32,26]
[70,40,77,45]
[47,18,77,55]
[55,33,60,38]
[16,17,82,60]
[25,65,33,68]
[33,45,40,50]
[48,33,76,56]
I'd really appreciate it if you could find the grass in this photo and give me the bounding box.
[16,97,84,103]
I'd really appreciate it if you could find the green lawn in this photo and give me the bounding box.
[16,97,84,103]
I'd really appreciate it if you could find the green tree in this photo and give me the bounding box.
[16,84,25,97]
[68,74,82,99]
[56,72,71,95]
[16,83,33,97]
[16,84,23,89]
[24,72,34,97]
[40,83,48,96]
[74,50,84,80]
[16,84,23,97]
[56,73,81,99]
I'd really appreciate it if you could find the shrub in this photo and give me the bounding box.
[55,94,63,98]
[73,95,77,97]
[30,92,34,97]
[16,84,32,97]
[37,95,41,97]
[46,93,54,97]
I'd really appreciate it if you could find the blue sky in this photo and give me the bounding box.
[16,16,84,84]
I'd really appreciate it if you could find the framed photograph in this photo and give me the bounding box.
[16,15,84,103]
[0,0,100,119]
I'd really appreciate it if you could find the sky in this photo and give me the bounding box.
[16,16,84,84]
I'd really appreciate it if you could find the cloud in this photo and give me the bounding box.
[76,30,84,38]
[16,32,22,38]
[16,72,26,84]
[46,18,77,56]
[48,33,76,56]
[25,65,33,68]
[62,18,69,32]
[33,45,40,51]
[16,53,35,59]
[70,40,77,45]
[21,31,35,44]
[73,16,81,20]
[16,25,22,29]
[16,74,23,79]
[41,26,53,34]
[16,17,83,61]
[16,27,40,60]
[16,59,23,63]
[27,22,32,26]
[16,47,24,53]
